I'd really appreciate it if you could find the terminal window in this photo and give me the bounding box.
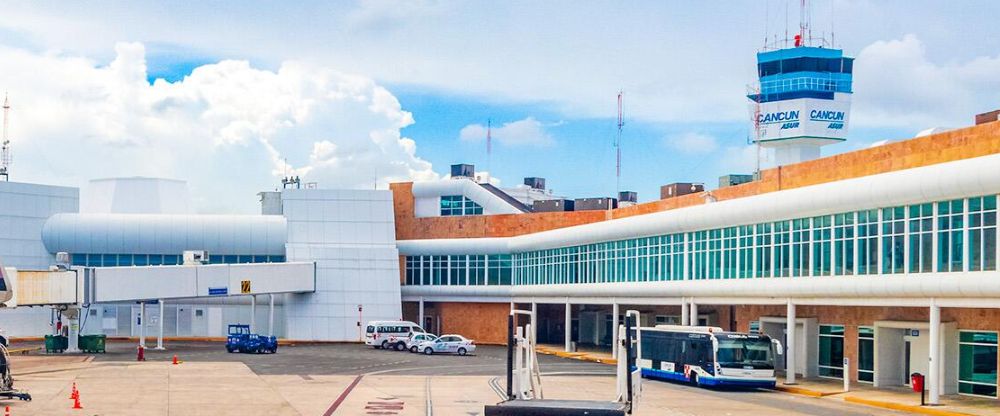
[818,324,845,379]
[440,195,483,216]
[959,331,998,398]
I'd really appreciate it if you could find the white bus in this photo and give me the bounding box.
[364,320,425,350]
[637,325,782,389]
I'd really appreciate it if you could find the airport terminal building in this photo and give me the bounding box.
[1,118,999,403]
[393,120,1000,402]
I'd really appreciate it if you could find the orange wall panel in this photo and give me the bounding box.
[393,122,1000,240]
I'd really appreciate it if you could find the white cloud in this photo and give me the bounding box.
[0,42,438,213]
[663,132,719,154]
[853,34,1000,128]
[459,117,554,147]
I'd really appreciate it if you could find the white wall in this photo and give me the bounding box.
[0,181,78,269]
[282,189,402,341]
[0,181,78,337]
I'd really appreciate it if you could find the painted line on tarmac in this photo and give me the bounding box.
[424,376,433,416]
[323,374,364,416]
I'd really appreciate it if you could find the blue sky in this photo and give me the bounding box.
[3,1,1000,211]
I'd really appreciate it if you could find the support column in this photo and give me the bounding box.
[530,302,538,344]
[612,303,620,358]
[419,297,425,330]
[65,308,81,353]
[139,301,147,348]
[681,299,689,327]
[929,302,941,405]
[155,299,165,350]
[786,302,797,385]
[564,302,572,352]
[250,295,257,334]
[268,294,275,337]
[689,302,699,326]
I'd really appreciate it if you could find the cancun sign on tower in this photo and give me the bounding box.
[756,98,851,142]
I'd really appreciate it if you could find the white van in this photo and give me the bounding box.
[365,320,425,350]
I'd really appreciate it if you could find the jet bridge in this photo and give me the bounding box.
[1,261,315,352]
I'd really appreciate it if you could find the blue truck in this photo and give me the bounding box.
[225,324,277,354]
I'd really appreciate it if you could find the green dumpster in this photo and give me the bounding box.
[44,335,68,353]
[78,334,107,353]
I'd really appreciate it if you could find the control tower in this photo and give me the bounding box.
[748,41,854,166]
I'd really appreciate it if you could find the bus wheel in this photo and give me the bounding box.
[690,373,699,386]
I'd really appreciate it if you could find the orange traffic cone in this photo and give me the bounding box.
[69,381,76,398]
[5,405,10,416]
[71,388,78,400]
[72,392,83,409]
[172,354,178,365]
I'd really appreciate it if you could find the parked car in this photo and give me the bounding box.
[406,333,437,353]
[365,320,425,350]
[417,334,476,356]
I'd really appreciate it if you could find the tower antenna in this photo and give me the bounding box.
[615,91,624,195]
[486,118,492,179]
[1,93,11,182]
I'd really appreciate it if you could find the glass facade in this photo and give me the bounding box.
[818,324,845,378]
[959,331,998,398]
[404,254,512,286]
[70,253,285,267]
[858,326,875,383]
[404,194,999,287]
[440,195,483,216]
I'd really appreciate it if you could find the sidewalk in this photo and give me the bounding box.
[535,344,999,416]
[777,378,1000,416]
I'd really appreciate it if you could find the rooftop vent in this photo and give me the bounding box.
[523,177,546,190]
[660,182,704,199]
[718,174,754,188]
[975,110,1000,125]
[574,197,617,211]
[618,191,637,203]
[451,163,475,178]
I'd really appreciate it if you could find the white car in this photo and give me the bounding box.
[416,334,476,356]
[405,333,437,353]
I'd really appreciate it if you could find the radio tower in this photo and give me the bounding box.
[615,91,624,194]
[1,94,11,182]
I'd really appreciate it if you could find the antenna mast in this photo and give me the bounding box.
[1,94,11,182]
[486,118,492,180]
[615,91,624,195]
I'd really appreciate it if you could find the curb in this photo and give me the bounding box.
[535,347,617,365]
[774,385,836,397]
[6,347,39,355]
[844,396,973,416]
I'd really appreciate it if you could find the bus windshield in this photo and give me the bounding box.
[716,338,774,369]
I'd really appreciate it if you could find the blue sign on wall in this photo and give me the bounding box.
[208,287,228,296]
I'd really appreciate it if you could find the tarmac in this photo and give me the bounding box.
[0,340,991,415]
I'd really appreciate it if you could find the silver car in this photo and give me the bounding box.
[406,333,437,353]
[416,334,476,356]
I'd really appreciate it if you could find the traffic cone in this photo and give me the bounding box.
[172,354,178,365]
[5,405,10,416]
[71,388,78,400]
[72,392,83,409]
[69,381,77,398]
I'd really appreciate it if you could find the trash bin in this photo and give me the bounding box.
[45,334,68,353]
[79,334,107,353]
